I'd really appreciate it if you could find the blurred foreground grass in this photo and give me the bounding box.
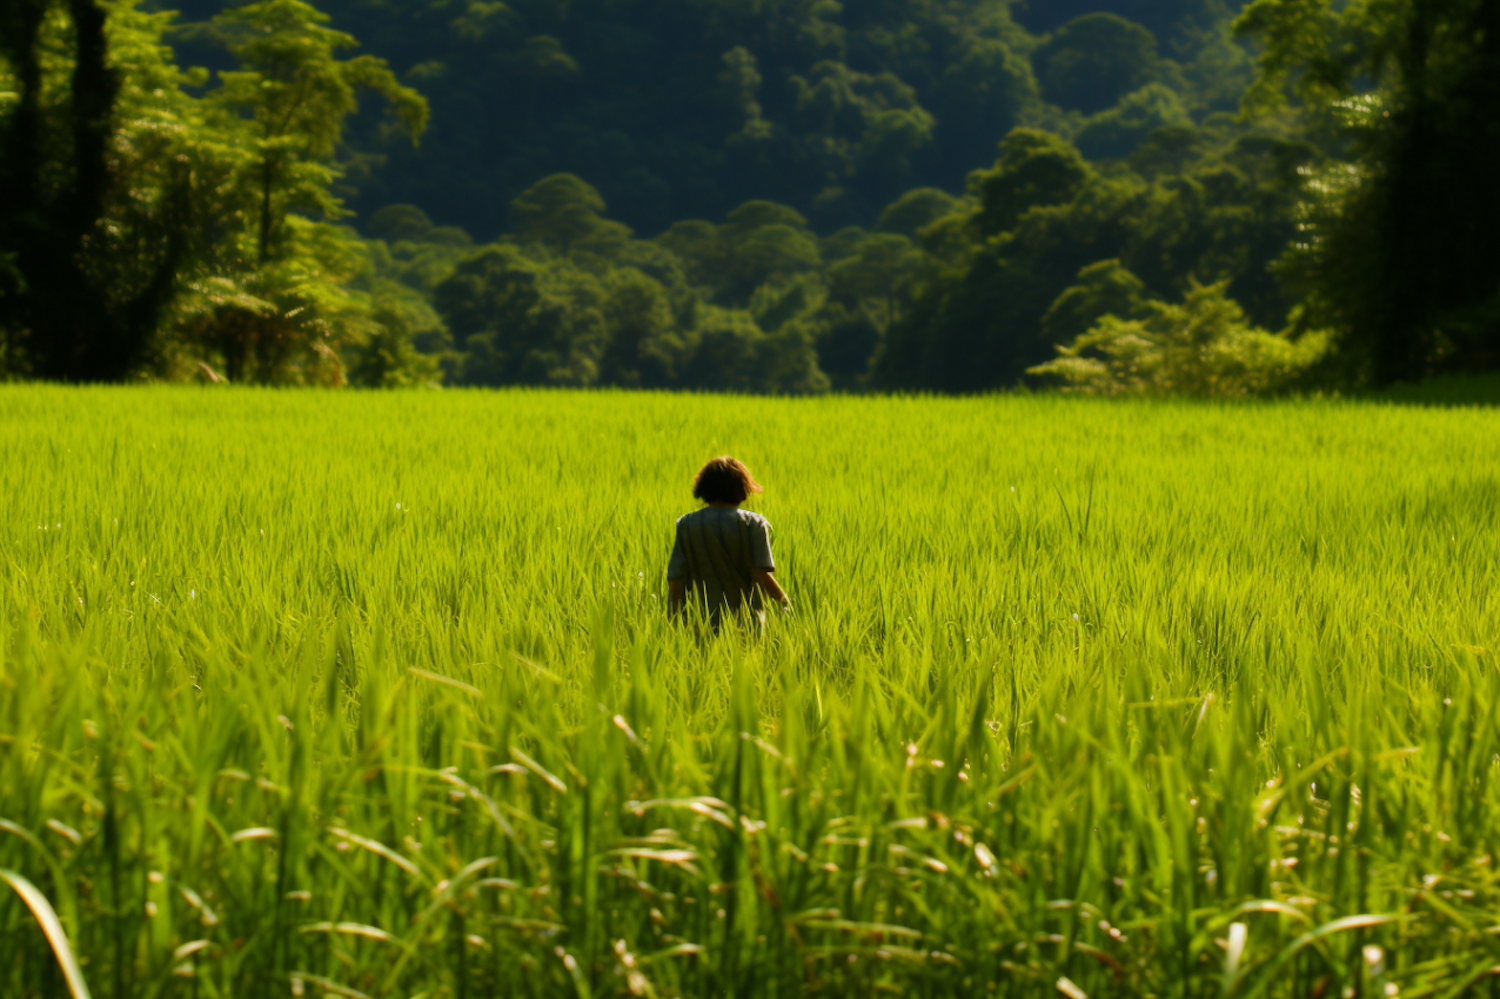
[3,386,1500,998]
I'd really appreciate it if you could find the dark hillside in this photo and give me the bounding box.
[165,0,1247,236]
[6,0,1491,390]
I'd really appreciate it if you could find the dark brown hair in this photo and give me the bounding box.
[692,456,762,505]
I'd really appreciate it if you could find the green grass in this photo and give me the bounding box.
[3,385,1500,999]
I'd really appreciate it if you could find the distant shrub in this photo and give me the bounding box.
[1029,280,1330,397]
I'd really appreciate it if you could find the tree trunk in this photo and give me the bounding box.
[63,0,126,380]
[0,0,137,381]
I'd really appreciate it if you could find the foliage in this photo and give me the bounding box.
[421,174,846,393]
[1039,257,1152,344]
[1028,278,1330,396]
[1235,0,1500,383]
[973,129,1095,239]
[876,125,1311,392]
[1034,12,1161,114]
[0,0,435,386]
[171,0,430,384]
[510,173,631,255]
[1074,82,1193,160]
[876,188,960,240]
[211,0,427,265]
[5,0,1489,392]
[0,0,168,380]
[200,0,1256,236]
[428,183,832,395]
[5,387,1500,996]
[1013,0,1234,41]
[344,300,442,387]
[434,244,610,387]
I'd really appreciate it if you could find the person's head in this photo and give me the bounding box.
[692,456,762,506]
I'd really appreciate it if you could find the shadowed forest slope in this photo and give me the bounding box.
[2,0,1497,392]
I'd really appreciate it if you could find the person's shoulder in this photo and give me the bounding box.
[737,509,771,528]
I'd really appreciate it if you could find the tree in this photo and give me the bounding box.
[164,0,431,383]
[599,268,693,387]
[875,122,1307,393]
[367,204,437,242]
[682,307,767,393]
[211,0,427,266]
[1028,279,1330,396]
[877,188,960,239]
[1012,0,1222,45]
[0,0,166,380]
[1074,83,1193,160]
[826,232,925,332]
[1035,13,1160,114]
[724,225,824,303]
[680,305,828,395]
[1040,259,1152,344]
[508,174,631,255]
[971,129,1095,238]
[432,246,609,386]
[0,0,1328,394]
[1236,0,1500,382]
[345,302,441,387]
[673,201,825,305]
[789,60,935,215]
[657,220,734,294]
[0,0,438,384]
[927,33,1041,183]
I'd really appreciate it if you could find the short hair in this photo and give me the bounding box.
[692,456,762,505]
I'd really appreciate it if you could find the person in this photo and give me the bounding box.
[666,456,790,629]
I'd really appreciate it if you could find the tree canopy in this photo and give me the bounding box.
[0,0,1494,392]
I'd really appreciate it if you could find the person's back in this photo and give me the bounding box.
[667,456,790,628]
[670,506,773,617]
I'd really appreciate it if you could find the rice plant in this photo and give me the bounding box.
[2,385,1499,998]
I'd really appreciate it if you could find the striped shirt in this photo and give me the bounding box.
[666,506,775,621]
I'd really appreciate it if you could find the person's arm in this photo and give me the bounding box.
[751,568,790,612]
[747,515,789,612]
[666,523,687,615]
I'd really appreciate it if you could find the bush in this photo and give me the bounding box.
[1028,280,1330,396]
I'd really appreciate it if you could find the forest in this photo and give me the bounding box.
[1,0,1497,393]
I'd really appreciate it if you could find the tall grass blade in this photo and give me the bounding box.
[1,867,93,999]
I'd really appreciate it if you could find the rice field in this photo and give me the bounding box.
[3,385,1500,999]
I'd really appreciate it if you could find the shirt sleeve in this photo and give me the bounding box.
[666,523,687,580]
[749,516,775,570]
